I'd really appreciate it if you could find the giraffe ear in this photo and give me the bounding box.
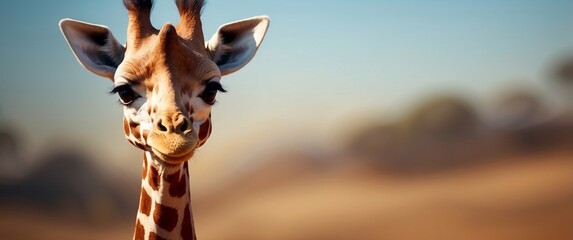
[59,19,125,80]
[206,16,270,76]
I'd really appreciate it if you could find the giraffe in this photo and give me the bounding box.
[58,0,270,239]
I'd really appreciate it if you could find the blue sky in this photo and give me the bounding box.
[0,0,572,168]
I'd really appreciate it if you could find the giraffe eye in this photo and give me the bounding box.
[200,89,217,105]
[111,85,140,105]
[199,82,226,105]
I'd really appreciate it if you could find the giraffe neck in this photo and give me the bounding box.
[134,151,196,240]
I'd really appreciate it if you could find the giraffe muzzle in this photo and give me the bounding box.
[146,112,198,163]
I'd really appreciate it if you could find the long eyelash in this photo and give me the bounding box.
[109,84,130,94]
[108,84,140,107]
[206,81,227,93]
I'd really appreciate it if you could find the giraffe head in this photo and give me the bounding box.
[59,0,269,164]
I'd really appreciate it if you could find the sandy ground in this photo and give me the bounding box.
[196,152,573,240]
[0,212,133,240]
[1,152,572,240]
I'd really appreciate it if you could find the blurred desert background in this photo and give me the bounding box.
[1,1,573,240]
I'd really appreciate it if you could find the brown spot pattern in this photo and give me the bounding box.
[132,125,141,139]
[129,120,139,129]
[134,220,145,240]
[139,188,152,216]
[166,170,180,183]
[153,203,178,231]
[142,130,149,140]
[149,166,160,190]
[180,204,195,239]
[149,232,167,240]
[123,117,130,135]
[135,142,146,150]
[128,120,141,140]
[167,170,187,198]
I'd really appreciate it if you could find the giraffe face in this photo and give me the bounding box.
[59,0,270,165]
[114,24,223,164]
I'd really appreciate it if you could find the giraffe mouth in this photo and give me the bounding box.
[150,147,195,164]
[146,130,198,163]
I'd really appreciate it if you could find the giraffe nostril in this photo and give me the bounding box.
[156,119,168,132]
[178,119,189,133]
[154,113,190,134]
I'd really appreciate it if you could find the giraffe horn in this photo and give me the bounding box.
[124,0,156,48]
[174,0,206,41]
[157,24,181,54]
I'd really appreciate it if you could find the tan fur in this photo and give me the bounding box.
[119,1,214,239]
[119,18,218,164]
